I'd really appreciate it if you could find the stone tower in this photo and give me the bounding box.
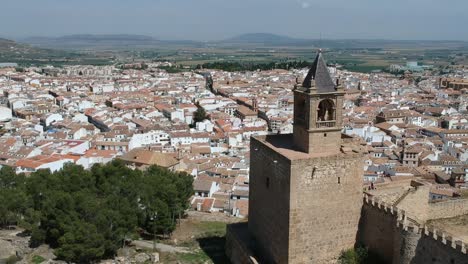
[248,51,364,263]
[293,51,344,155]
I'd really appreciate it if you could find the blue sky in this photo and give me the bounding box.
[2,0,468,41]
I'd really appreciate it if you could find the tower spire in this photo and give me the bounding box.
[302,50,336,93]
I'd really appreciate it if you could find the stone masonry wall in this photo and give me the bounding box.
[408,228,468,264]
[393,223,468,264]
[428,199,468,220]
[248,137,292,263]
[288,152,364,263]
[225,223,258,264]
[307,129,342,155]
[360,195,468,264]
[395,185,431,222]
[358,198,399,263]
[397,184,468,222]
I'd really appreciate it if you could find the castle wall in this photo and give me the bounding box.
[409,229,468,264]
[393,224,468,264]
[358,199,398,263]
[428,199,468,220]
[225,223,258,264]
[248,137,292,263]
[395,185,430,221]
[288,152,364,263]
[393,225,421,264]
[360,195,468,264]
[396,185,468,222]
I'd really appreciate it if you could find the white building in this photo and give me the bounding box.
[0,106,12,122]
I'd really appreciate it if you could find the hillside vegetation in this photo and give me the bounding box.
[0,160,193,263]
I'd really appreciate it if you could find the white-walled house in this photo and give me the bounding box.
[76,149,117,169]
[345,125,392,143]
[37,140,90,155]
[72,113,89,123]
[70,127,87,140]
[170,132,192,146]
[15,155,76,173]
[170,109,185,122]
[193,179,220,197]
[41,113,63,129]
[0,106,12,122]
[196,120,215,132]
[128,130,170,150]
[78,101,95,112]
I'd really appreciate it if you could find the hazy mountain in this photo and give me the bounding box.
[0,38,47,58]
[221,33,468,48]
[21,34,205,49]
[58,34,155,42]
[21,34,163,49]
[224,33,299,43]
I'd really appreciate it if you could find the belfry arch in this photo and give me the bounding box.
[317,99,335,121]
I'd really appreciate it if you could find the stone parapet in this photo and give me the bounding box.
[421,226,467,255]
[363,193,468,256]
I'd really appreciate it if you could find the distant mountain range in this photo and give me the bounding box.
[17,33,468,50]
[22,34,159,49]
[223,33,307,44]
[0,38,50,59]
[23,33,296,46]
[20,34,200,49]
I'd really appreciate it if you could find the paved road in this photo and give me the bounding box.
[132,240,190,253]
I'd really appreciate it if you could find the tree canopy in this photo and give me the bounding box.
[0,160,193,263]
[193,107,209,124]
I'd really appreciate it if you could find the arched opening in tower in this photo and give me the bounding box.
[317,99,335,121]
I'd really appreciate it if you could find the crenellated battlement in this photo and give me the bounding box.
[422,226,467,254]
[363,193,468,255]
[363,193,402,216]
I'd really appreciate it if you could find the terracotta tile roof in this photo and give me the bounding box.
[120,148,179,168]
[193,179,214,192]
[15,154,75,169]
[233,199,249,217]
[83,149,117,158]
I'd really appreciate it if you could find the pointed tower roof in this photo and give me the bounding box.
[302,50,336,93]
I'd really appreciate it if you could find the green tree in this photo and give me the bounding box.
[193,107,208,123]
[0,160,193,263]
[0,167,28,227]
[339,246,384,264]
[56,222,106,263]
[339,247,368,264]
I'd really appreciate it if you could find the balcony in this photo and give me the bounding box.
[316,120,336,128]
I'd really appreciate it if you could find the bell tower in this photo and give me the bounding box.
[293,50,344,154]
[227,50,364,264]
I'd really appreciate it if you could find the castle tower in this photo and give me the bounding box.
[247,51,364,264]
[293,50,344,155]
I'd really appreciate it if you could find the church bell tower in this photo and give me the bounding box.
[293,50,344,154]
[238,50,364,264]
